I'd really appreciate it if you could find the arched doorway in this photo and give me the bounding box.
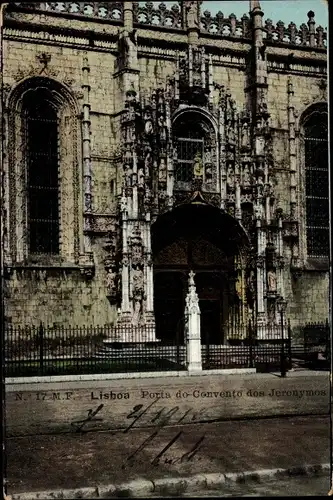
[152,203,249,344]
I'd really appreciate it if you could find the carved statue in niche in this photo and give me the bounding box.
[205,164,213,182]
[138,164,144,187]
[227,163,235,188]
[256,136,265,156]
[193,152,204,178]
[267,300,275,323]
[159,157,167,182]
[143,107,154,136]
[120,194,128,214]
[226,120,236,146]
[106,268,118,298]
[254,203,263,220]
[158,114,167,142]
[267,269,277,293]
[242,163,251,188]
[117,33,130,71]
[132,268,144,326]
[205,148,214,182]
[131,244,143,269]
[143,147,151,177]
[241,121,251,150]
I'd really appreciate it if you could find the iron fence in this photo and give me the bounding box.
[4,319,330,377]
[5,323,186,377]
[202,320,292,373]
[302,320,330,369]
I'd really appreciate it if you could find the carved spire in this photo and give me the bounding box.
[249,0,261,11]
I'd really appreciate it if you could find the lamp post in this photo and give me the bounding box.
[277,298,287,378]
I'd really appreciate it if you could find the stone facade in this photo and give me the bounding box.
[2,1,328,341]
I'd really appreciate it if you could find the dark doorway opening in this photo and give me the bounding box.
[152,203,248,345]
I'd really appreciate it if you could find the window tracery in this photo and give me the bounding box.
[303,105,328,258]
[172,111,217,190]
[24,89,60,254]
[7,77,81,264]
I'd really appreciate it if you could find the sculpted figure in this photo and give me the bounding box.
[227,163,234,188]
[241,121,250,149]
[120,194,127,213]
[267,270,277,293]
[184,1,199,29]
[242,164,251,187]
[193,153,204,178]
[132,299,141,326]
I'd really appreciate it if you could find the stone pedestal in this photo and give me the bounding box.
[185,270,202,372]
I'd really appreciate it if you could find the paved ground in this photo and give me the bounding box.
[167,475,331,497]
[6,415,330,496]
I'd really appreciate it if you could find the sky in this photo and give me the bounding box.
[202,1,328,30]
[154,1,328,30]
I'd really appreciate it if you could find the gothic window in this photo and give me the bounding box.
[304,107,328,258]
[7,77,81,264]
[175,124,204,182]
[172,112,216,186]
[24,90,59,254]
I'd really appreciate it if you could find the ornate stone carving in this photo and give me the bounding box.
[226,163,235,189]
[36,52,51,73]
[242,163,251,188]
[256,256,265,268]
[106,268,118,300]
[185,270,200,314]
[183,1,201,30]
[80,266,95,279]
[267,270,277,293]
[241,120,251,150]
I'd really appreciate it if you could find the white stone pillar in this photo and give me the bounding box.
[256,220,266,330]
[145,215,154,314]
[185,271,202,372]
[121,213,130,314]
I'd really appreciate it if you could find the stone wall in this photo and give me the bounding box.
[2,2,328,333]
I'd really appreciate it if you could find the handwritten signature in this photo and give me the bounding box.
[70,404,104,432]
[70,400,206,466]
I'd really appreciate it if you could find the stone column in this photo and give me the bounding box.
[287,78,299,266]
[82,54,93,256]
[132,150,138,219]
[145,214,156,332]
[165,96,174,208]
[185,271,202,372]
[123,1,133,30]
[200,46,206,88]
[208,54,214,107]
[235,162,241,221]
[277,218,285,299]
[188,45,193,87]
[120,204,131,318]
[218,89,227,210]
[256,219,266,330]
